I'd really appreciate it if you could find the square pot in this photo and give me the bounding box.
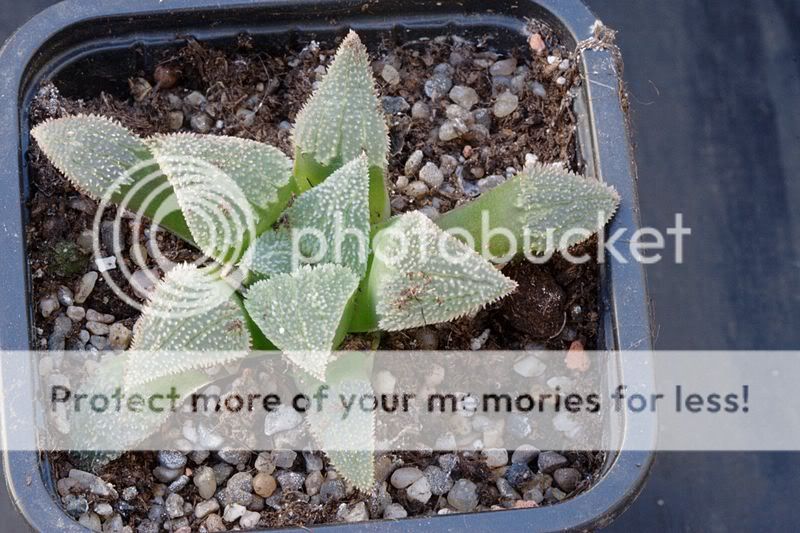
[0,0,655,531]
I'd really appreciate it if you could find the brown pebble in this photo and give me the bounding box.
[253,473,276,498]
[565,340,590,372]
[529,33,547,55]
[154,64,180,90]
[167,111,184,131]
[514,499,539,509]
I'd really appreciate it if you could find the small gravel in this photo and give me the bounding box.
[319,479,345,503]
[40,295,59,318]
[424,465,453,496]
[538,451,569,474]
[195,499,220,519]
[482,448,509,468]
[253,472,277,498]
[342,502,369,523]
[449,85,479,110]
[504,463,534,489]
[193,466,217,500]
[240,510,261,528]
[390,467,423,489]
[404,150,424,176]
[383,503,408,519]
[406,476,432,504]
[493,91,519,118]
[165,493,185,519]
[553,467,581,492]
[419,162,444,189]
[383,96,410,114]
[490,58,517,76]
[381,64,400,85]
[411,101,431,120]
[158,450,188,470]
[511,445,540,464]
[271,449,296,469]
[447,479,478,512]
[223,503,246,523]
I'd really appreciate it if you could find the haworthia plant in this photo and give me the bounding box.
[33,29,621,493]
[293,30,390,223]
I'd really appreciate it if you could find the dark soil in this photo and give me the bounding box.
[28,25,604,530]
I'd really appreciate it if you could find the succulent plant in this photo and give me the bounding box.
[32,30,619,491]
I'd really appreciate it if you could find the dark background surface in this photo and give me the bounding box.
[2,0,799,530]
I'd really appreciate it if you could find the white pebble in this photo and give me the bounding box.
[381,65,400,85]
[449,85,479,110]
[513,355,547,377]
[419,162,444,189]
[493,92,519,118]
[404,181,429,199]
[94,256,116,272]
[406,476,432,504]
[482,448,509,468]
[404,150,424,176]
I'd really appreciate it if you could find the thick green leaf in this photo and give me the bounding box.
[30,115,192,241]
[244,264,360,379]
[518,163,621,251]
[126,264,251,386]
[69,353,210,453]
[251,155,371,277]
[353,211,518,331]
[293,30,388,174]
[301,352,376,492]
[437,162,620,257]
[292,31,390,223]
[148,134,294,263]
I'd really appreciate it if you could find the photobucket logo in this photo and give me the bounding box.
[92,156,255,319]
[282,210,691,269]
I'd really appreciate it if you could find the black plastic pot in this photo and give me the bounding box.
[0,0,654,531]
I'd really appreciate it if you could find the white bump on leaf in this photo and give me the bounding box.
[31,114,149,198]
[244,264,360,379]
[252,155,371,276]
[293,30,389,170]
[518,162,621,252]
[126,264,251,386]
[374,212,518,331]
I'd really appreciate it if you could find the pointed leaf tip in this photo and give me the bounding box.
[244,264,360,379]
[519,162,621,252]
[373,211,518,331]
[31,114,150,199]
[293,31,388,170]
